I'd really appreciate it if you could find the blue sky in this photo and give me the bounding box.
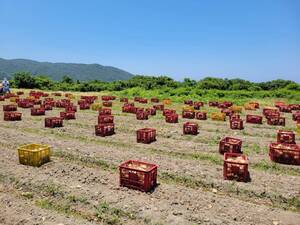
[0,0,299,82]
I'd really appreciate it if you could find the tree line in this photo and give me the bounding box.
[9,72,300,92]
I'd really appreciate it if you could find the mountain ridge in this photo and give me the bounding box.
[0,58,133,81]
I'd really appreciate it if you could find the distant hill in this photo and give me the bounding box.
[0,58,133,82]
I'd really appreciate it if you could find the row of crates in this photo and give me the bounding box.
[17,143,157,192]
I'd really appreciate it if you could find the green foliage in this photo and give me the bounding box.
[9,72,300,102]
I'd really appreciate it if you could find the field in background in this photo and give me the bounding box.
[0,89,299,225]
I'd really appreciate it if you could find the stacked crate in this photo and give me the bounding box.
[96,107,114,137]
[219,137,242,154]
[269,130,299,165]
[223,153,250,182]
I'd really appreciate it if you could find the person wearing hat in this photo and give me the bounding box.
[2,77,10,93]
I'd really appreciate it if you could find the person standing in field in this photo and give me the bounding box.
[2,77,10,93]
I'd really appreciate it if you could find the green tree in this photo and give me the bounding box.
[12,72,36,88]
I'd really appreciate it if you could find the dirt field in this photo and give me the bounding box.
[0,91,299,225]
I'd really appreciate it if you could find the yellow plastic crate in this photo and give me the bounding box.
[10,97,19,103]
[18,144,51,167]
[230,105,243,113]
[211,112,226,121]
[163,99,172,105]
[244,103,256,110]
[91,103,102,111]
[182,105,194,112]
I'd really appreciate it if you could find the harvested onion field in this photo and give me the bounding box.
[0,90,300,225]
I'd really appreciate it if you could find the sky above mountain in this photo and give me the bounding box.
[0,0,299,82]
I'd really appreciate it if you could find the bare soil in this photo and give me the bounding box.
[0,92,299,225]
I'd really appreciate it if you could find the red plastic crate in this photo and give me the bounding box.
[31,108,46,116]
[137,128,156,144]
[134,96,142,102]
[3,104,17,112]
[223,153,249,182]
[0,96,5,101]
[65,105,77,112]
[136,111,149,120]
[52,92,62,96]
[195,112,207,120]
[120,98,128,102]
[5,93,18,99]
[60,111,76,120]
[278,105,292,113]
[165,113,178,123]
[102,96,115,101]
[218,101,233,109]
[246,115,263,124]
[230,114,240,121]
[151,97,159,103]
[33,99,42,105]
[42,104,53,111]
[292,112,300,121]
[249,102,259,109]
[277,130,295,144]
[145,108,156,116]
[4,112,22,121]
[275,101,285,108]
[98,115,114,124]
[209,101,219,107]
[263,108,279,117]
[56,99,71,108]
[45,117,63,128]
[139,98,148,104]
[17,100,34,108]
[163,109,176,116]
[289,104,300,111]
[95,123,115,136]
[81,96,97,103]
[119,160,157,192]
[153,104,164,111]
[122,105,134,113]
[79,102,90,110]
[103,101,112,107]
[99,108,112,115]
[193,101,204,110]
[230,119,244,130]
[269,143,300,165]
[183,122,198,135]
[221,109,234,117]
[219,137,242,154]
[267,116,285,126]
[182,110,195,119]
[184,100,193,105]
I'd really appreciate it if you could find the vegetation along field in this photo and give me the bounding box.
[0,76,299,225]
